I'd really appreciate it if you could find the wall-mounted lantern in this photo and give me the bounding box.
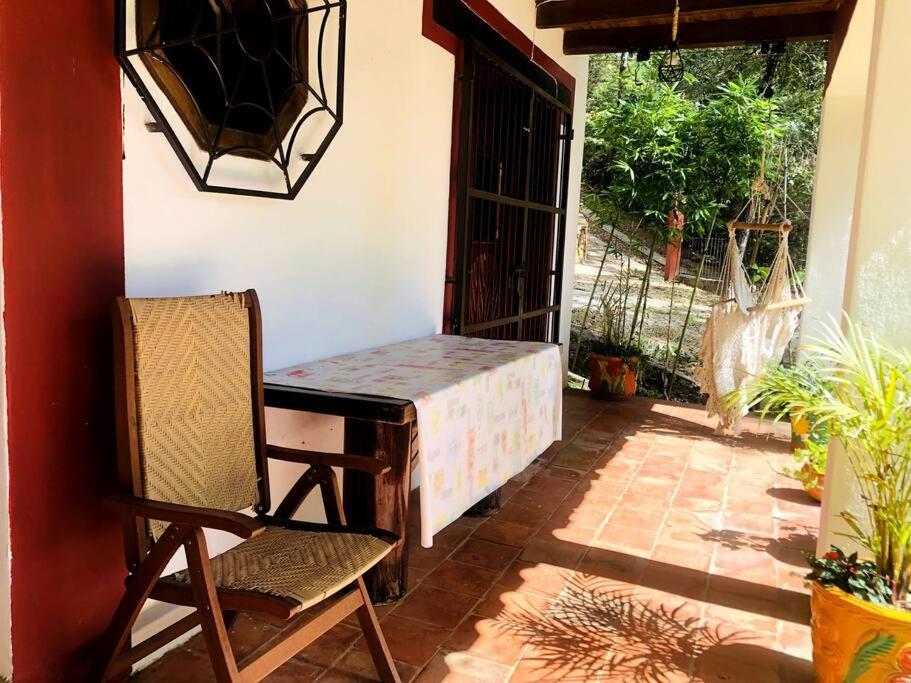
[116,0,346,200]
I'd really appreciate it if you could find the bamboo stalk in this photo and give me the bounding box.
[668,210,720,395]
[627,227,658,348]
[571,213,619,372]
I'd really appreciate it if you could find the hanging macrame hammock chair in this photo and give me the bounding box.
[695,201,810,433]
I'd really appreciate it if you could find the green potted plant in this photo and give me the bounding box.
[588,276,643,399]
[729,320,911,682]
[733,361,832,502]
[789,435,828,502]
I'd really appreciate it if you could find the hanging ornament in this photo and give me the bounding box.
[658,0,685,84]
[664,206,685,282]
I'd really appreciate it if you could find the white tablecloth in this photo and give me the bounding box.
[265,335,563,546]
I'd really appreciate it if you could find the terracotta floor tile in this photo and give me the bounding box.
[451,515,485,529]
[595,523,658,554]
[518,537,586,569]
[539,466,584,482]
[424,559,500,598]
[577,547,649,582]
[608,506,665,529]
[431,522,474,550]
[451,538,520,571]
[132,392,821,683]
[360,615,450,668]
[724,495,776,516]
[493,502,551,528]
[408,542,454,571]
[443,613,530,666]
[673,495,723,513]
[393,584,479,630]
[536,523,598,546]
[693,640,783,683]
[714,546,778,575]
[523,472,578,496]
[640,562,709,602]
[510,650,605,682]
[296,622,361,668]
[321,648,417,682]
[472,519,536,548]
[722,512,777,536]
[495,560,572,598]
[651,544,713,572]
[474,588,554,622]
[509,485,565,510]
[415,650,512,682]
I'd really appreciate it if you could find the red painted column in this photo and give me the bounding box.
[0,1,126,680]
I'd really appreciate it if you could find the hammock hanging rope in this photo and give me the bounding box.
[695,218,809,433]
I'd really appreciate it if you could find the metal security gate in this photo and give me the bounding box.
[451,43,572,342]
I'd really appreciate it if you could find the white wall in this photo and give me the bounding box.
[799,0,874,344]
[121,0,588,659]
[813,0,911,553]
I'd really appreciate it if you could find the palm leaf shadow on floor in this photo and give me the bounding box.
[493,573,749,681]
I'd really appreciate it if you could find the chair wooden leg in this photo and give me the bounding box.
[354,578,400,683]
[274,467,321,520]
[318,466,346,526]
[184,527,241,683]
[275,465,344,525]
[90,525,187,682]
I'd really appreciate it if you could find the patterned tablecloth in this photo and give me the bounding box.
[265,335,563,547]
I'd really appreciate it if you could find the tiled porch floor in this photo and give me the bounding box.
[135,390,819,682]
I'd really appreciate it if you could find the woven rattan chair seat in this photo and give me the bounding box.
[169,526,393,610]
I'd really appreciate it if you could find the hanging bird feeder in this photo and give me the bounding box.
[658,0,684,84]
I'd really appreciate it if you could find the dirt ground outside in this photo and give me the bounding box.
[569,213,719,401]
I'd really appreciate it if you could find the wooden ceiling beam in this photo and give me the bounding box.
[537,0,841,31]
[562,11,837,54]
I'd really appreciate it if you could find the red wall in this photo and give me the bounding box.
[0,0,126,680]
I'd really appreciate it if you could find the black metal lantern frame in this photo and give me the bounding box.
[658,0,684,85]
[116,0,346,200]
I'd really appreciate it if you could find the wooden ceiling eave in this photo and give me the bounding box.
[536,0,846,54]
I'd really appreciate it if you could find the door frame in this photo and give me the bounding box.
[451,41,573,341]
[421,0,575,339]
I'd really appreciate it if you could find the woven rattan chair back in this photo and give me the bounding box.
[126,293,261,539]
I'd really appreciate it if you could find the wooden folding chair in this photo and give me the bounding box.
[93,290,401,682]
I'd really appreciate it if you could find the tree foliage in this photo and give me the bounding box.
[583,44,826,253]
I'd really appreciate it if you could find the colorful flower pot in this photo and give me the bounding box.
[811,582,911,682]
[589,353,638,400]
[791,412,810,451]
[800,463,824,502]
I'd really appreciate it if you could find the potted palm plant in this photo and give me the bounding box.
[736,362,831,502]
[588,276,643,400]
[731,320,911,682]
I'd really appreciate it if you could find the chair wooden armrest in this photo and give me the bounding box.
[108,494,266,539]
[266,444,390,476]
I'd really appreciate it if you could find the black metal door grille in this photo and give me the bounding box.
[454,44,572,343]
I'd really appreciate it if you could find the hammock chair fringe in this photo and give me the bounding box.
[695,219,809,433]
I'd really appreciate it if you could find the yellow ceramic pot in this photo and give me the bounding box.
[811,582,911,682]
[791,412,811,450]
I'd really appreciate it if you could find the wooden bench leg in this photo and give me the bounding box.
[343,418,414,604]
[465,488,503,517]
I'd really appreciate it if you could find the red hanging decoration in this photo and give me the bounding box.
[664,207,685,281]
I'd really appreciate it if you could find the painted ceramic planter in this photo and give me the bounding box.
[791,412,810,451]
[811,582,911,682]
[799,463,824,502]
[589,354,639,400]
